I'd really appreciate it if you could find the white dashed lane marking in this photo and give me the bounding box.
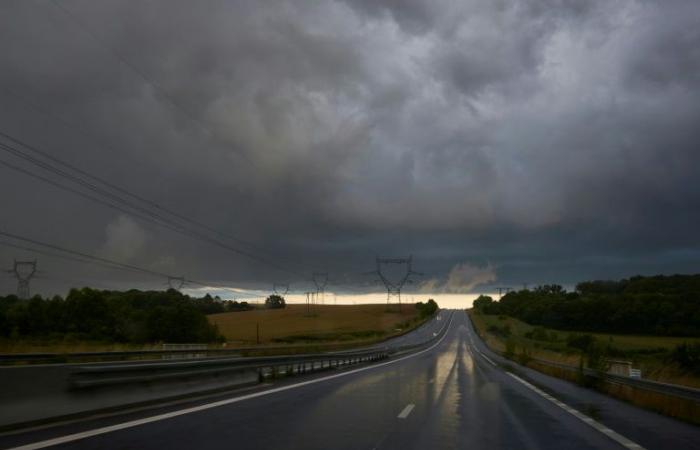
[397,404,415,419]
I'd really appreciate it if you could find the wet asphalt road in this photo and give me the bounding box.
[2,310,699,450]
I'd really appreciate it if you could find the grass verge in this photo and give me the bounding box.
[468,310,700,425]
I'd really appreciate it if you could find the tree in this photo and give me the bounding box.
[265,294,286,309]
[415,299,438,318]
[472,295,494,313]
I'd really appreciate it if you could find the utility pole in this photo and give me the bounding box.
[10,260,37,299]
[312,272,328,305]
[373,255,422,311]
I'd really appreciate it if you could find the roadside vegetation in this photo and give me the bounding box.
[474,275,700,335]
[0,288,226,351]
[470,274,700,388]
[0,288,439,354]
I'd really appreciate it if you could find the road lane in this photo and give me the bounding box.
[463,313,700,450]
[3,311,698,450]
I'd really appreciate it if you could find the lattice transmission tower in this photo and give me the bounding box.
[312,272,328,305]
[167,276,186,291]
[273,283,289,296]
[10,260,37,299]
[373,255,421,311]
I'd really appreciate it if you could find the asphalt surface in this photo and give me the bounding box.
[2,310,699,450]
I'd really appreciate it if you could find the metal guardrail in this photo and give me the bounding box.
[68,311,453,390]
[70,348,389,389]
[522,356,700,402]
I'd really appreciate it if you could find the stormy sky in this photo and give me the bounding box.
[1,0,699,298]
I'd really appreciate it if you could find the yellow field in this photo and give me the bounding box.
[209,304,421,345]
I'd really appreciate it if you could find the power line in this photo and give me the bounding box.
[0,230,265,298]
[0,154,215,245]
[0,229,171,279]
[0,239,149,276]
[0,134,305,278]
[0,94,269,256]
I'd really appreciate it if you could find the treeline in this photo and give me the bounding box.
[415,299,439,318]
[473,274,700,336]
[0,288,242,344]
[195,294,254,314]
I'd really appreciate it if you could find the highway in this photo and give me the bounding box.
[2,310,699,449]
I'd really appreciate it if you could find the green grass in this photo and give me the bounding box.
[469,311,700,388]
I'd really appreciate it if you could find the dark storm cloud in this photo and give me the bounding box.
[0,0,699,296]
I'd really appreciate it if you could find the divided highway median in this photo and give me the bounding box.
[0,310,450,432]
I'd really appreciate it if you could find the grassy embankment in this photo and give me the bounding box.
[470,310,700,424]
[209,304,425,354]
[469,311,700,388]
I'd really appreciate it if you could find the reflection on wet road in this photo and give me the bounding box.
[5,310,699,450]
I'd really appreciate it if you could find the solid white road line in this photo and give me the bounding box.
[464,311,644,450]
[506,373,645,449]
[397,404,415,419]
[478,351,497,367]
[8,314,454,450]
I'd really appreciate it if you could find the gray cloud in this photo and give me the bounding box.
[0,0,699,296]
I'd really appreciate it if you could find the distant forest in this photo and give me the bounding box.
[0,288,254,344]
[473,274,700,336]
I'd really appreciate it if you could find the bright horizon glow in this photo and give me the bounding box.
[184,287,492,309]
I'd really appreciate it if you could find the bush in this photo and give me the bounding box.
[505,338,516,359]
[566,333,595,352]
[517,346,532,365]
[264,295,286,309]
[472,295,494,313]
[585,343,609,374]
[524,326,557,342]
[670,343,700,374]
[224,301,253,312]
[415,299,439,318]
[487,324,511,338]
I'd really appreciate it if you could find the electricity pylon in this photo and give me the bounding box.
[374,255,421,311]
[304,291,316,316]
[312,272,328,305]
[496,286,512,298]
[10,260,37,299]
[167,276,186,291]
[273,283,289,296]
